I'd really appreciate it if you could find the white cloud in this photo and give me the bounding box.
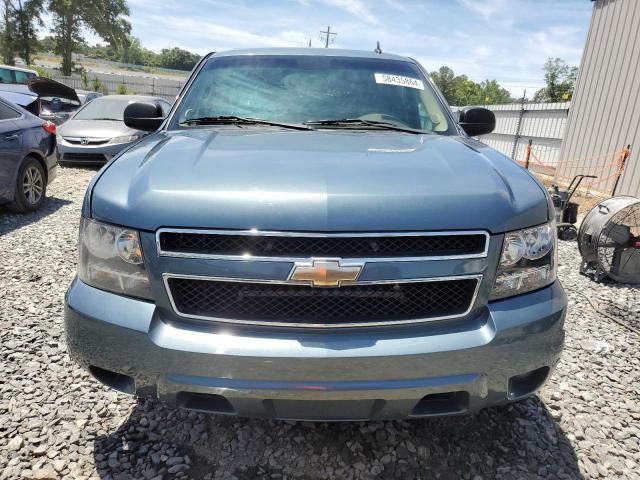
[318,0,381,26]
[459,0,508,22]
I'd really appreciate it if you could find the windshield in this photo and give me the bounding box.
[171,55,453,133]
[74,97,135,121]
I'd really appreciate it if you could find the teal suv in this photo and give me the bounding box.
[64,49,566,421]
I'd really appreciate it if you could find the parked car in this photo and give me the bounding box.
[0,77,81,125]
[29,78,81,125]
[0,96,57,212]
[65,49,567,421]
[0,88,40,116]
[56,95,172,165]
[76,89,103,105]
[0,65,37,85]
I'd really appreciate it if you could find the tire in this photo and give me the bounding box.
[8,156,47,213]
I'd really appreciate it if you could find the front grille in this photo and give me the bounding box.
[166,277,478,326]
[62,153,107,163]
[63,137,109,145]
[159,231,487,259]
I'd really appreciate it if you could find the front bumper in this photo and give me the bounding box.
[65,279,566,420]
[57,142,131,164]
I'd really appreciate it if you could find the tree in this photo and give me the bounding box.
[119,36,155,66]
[0,0,17,65]
[11,0,43,65]
[38,35,57,53]
[48,0,131,75]
[478,79,513,105]
[157,47,200,71]
[430,66,513,106]
[430,66,458,103]
[533,58,578,102]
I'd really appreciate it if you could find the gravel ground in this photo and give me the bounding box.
[1,166,639,480]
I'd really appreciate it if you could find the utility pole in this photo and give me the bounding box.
[320,26,337,48]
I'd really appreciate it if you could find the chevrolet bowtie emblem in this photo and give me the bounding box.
[289,260,363,287]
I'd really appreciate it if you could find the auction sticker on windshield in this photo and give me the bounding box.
[374,73,424,90]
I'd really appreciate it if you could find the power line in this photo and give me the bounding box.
[320,26,337,48]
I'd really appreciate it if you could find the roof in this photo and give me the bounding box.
[209,48,413,62]
[0,64,37,74]
[0,83,37,96]
[0,90,38,108]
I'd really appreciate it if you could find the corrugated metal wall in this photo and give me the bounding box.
[452,103,570,166]
[559,0,640,196]
[480,102,569,166]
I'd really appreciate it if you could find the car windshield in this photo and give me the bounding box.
[74,97,135,121]
[171,55,453,133]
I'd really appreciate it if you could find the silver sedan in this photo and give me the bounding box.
[57,95,172,165]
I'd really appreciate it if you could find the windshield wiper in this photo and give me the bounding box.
[304,118,427,134]
[180,115,314,131]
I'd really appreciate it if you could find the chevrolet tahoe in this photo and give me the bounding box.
[64,48,567,421]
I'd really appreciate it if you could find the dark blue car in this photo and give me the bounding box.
[0,95,58,212]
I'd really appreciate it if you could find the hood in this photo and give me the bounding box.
[27,77,80,104]
[90,129,549,233]
[59,119,135,139]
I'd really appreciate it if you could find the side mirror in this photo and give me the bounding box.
[124,102,165,132]
[458,107,495,136]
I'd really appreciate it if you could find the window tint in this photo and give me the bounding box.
[14,71,33,84]
[0,68,14,84]
[0,101,21,120]
[172,55,452,133]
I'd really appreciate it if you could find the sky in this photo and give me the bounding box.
[94,0,594,98]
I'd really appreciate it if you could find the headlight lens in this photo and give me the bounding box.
[491,223,556,300]
[109,135,138,145]
[78,218,152,300]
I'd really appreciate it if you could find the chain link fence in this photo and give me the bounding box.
[53,73,184,101]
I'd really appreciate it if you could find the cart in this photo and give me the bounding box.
[548,175,598,241]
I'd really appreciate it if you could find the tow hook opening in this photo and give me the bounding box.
[411,391,470,417]
[508,366,550,400]
[176,392,235,415]
[89,366,135,395]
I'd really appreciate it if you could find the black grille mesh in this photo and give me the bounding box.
[167,277,478,325]
[62,153,107,162]
[160,232,486,258]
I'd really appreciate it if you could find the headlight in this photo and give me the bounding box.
[78,218,153,300]
[491,223,556,300]
[109,135,138,145]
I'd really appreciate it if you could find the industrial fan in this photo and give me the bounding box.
[579,196,640,283]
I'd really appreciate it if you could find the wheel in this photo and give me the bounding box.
[8,157,47,213]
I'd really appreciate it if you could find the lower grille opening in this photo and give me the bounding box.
[508,366,550,399]
[167,277,478,326]
[411,391,469,416]
[89,366,135,394]
[176,392,235,414]
[62,153,107,163]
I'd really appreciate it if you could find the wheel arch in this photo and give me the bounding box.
[22,150,48,183]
